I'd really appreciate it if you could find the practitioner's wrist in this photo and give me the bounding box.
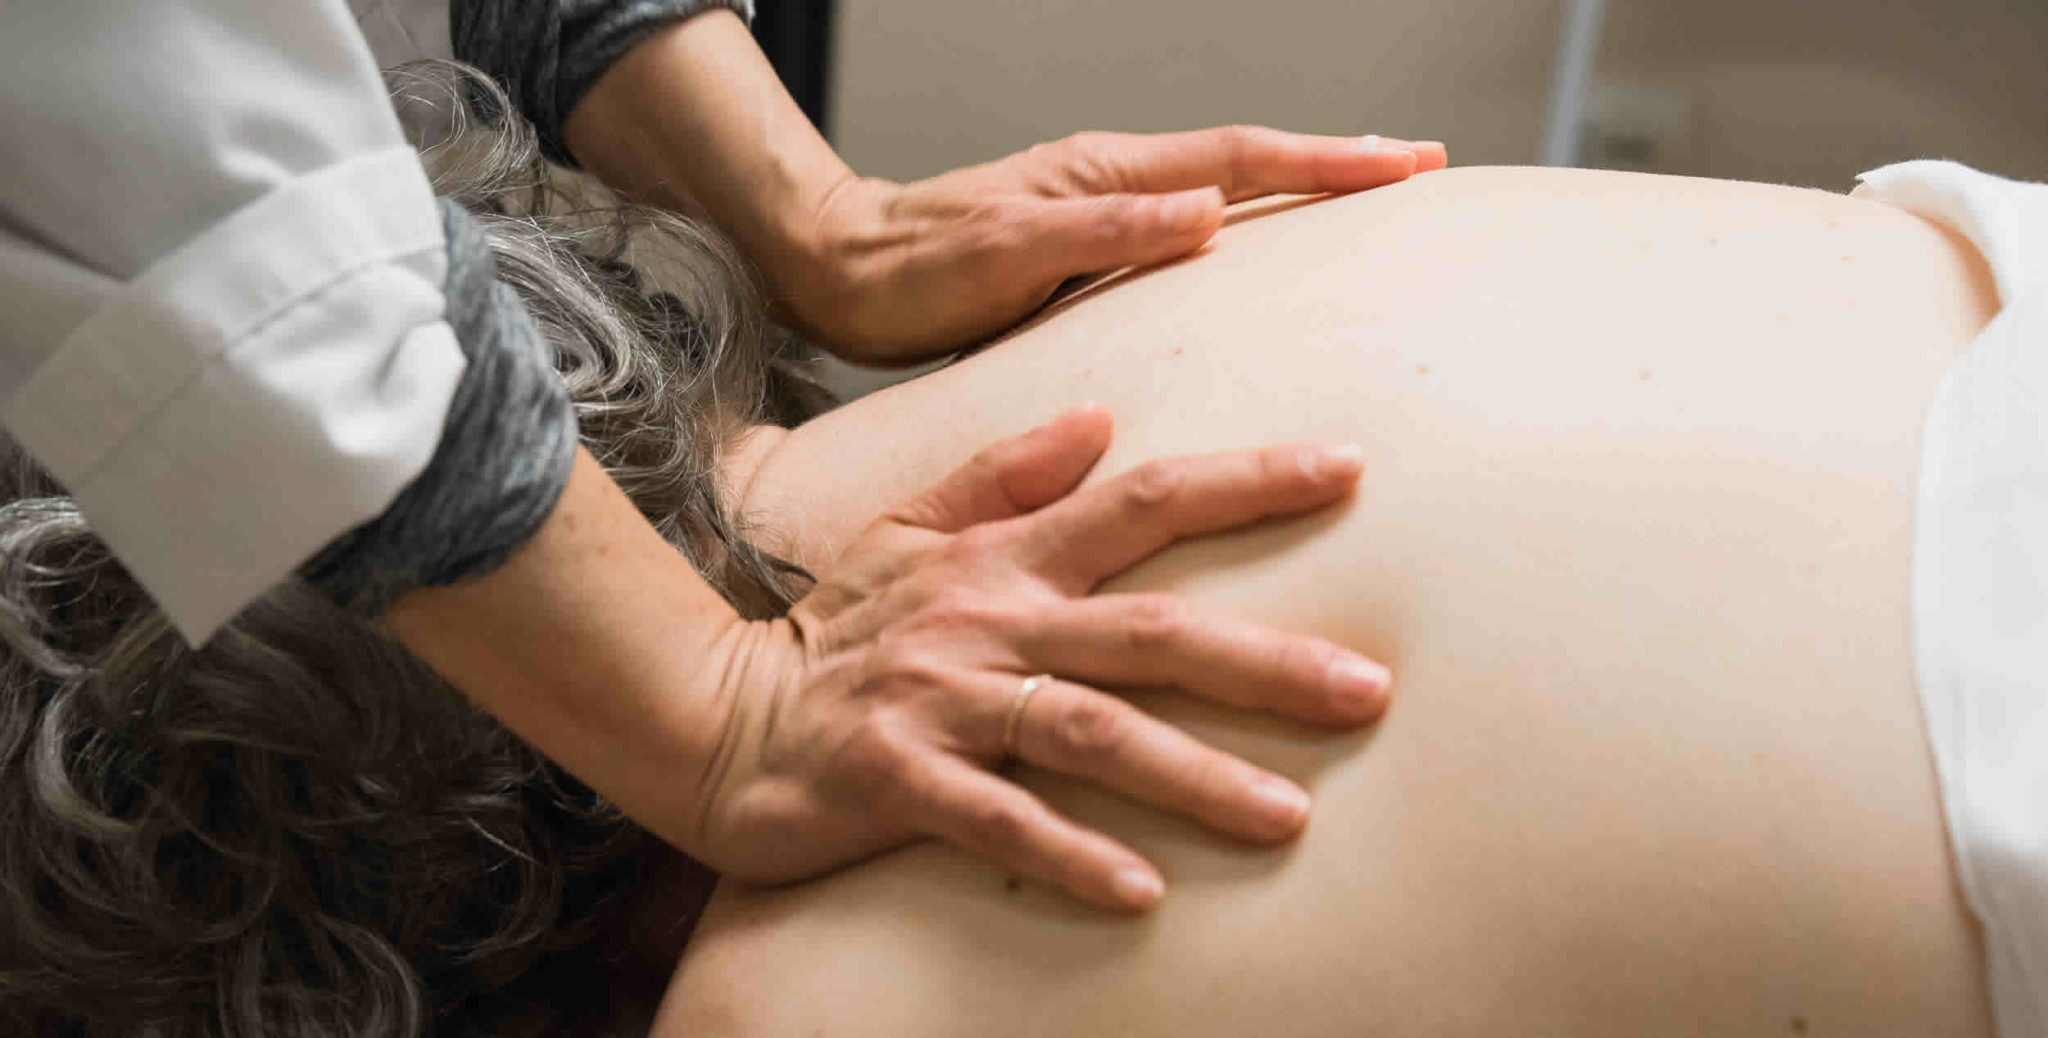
[384,447,755,857]
[563,8,854,308]
[681,612,826,868]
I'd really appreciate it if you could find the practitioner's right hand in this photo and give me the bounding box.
[692,406,1394,912]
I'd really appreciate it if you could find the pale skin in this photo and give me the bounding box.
[390,7,1445,911]
[654,166,2001,1035]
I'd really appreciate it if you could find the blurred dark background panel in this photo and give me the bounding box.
[751,0,837,139]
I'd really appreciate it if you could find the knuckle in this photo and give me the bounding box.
[968,798,1034,850]
[1006,134,1121,197]
[1119,460,1185,513]
[1270,636,1347,714]
[971,201,1033,251]
[1223,124,1275,153]
[839,723,915,801]
[914,590,979,631]
[1090,197,1139,243]
[1121,595,1194,652]
[1065,130,1115,153]
[965,443,1009,482]
[1220,125,1261,184]
[943,523,1015,565]
[887,768,949,830]
[1273,634,1330,680]
[864,636,950,695]
[1008,600,1052,646]
[1061,132,1123,191]
[1050,696,1135,762]
[960,448,1031,519]
[916,591,1025,640]
[1024,137,1071,166]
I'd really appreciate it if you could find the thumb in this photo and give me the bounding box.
[887,406,1116,532]
[1007,187,1226,289]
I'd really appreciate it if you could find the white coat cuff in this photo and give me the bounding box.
[2,148,464,644]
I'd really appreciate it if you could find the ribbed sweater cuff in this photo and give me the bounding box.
[301,201,577,613]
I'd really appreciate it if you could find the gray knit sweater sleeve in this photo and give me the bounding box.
[298,201,577,614]
[452,0,756,165]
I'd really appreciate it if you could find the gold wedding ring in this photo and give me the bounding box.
[1002,674,1051,759]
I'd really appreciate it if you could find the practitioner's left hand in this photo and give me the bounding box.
[782,128,1448,362]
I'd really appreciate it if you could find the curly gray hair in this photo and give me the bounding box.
[0,64,820,1038]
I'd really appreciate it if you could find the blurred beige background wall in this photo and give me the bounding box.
[828,0,2048,190]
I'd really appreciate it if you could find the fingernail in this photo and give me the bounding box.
[1254,777,1311,833]
[1360,133,1407,155]
[1158,189,1217,233]
[1113,867,1165,909]
[1330,655,1393,700]
[1316,444,1366,479]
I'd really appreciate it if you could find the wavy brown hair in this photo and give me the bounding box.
[0,64,820,1038]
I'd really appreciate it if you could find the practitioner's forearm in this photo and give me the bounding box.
[384,446,746,852]
[563,9,847,303]
[389,411,1393,911]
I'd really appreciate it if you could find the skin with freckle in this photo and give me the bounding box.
[662,167,1998,1037]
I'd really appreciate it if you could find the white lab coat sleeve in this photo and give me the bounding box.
[0,0,466,644]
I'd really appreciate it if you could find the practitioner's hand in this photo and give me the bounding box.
[783,129,1448,363]
[565,14,1443,364]
[694,407,1394,912]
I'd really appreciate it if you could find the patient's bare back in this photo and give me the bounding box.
[668,167,1998,1036]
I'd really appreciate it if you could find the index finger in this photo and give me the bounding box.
[886,405,1115,532]
[1018,443,1366,591]
[1047,126,1447,203]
